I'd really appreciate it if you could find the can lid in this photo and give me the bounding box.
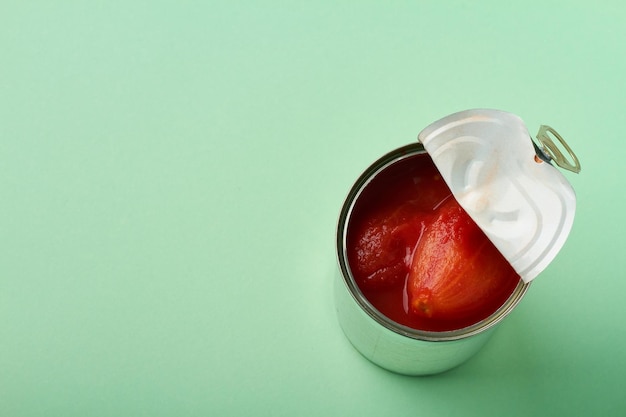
[418,109,578,283]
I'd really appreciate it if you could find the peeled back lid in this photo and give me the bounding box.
[417,109,578,283]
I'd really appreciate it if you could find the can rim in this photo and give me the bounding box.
[336,142,531,342]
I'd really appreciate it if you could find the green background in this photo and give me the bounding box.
[1,1,624,416]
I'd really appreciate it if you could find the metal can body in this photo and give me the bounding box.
[335,143,530,376]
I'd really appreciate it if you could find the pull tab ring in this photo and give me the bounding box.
[535,125,581,173]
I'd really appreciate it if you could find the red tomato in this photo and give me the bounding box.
[408,198,520,323]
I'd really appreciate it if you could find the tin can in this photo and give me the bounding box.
[335,142,531,375]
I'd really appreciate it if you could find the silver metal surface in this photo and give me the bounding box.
[535,125,581,173]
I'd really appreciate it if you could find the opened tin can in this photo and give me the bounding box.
[335,109,579,375]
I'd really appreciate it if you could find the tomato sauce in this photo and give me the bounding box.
[347,153,521,332]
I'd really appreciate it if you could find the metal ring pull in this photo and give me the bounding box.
[535,125,581,173]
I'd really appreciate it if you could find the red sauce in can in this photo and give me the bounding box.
[347,153,521,332]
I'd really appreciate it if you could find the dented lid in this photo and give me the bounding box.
[418,109,579,283]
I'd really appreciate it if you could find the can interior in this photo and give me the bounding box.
[336,143,531,342]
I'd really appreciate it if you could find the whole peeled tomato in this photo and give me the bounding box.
[349,202,429,290]
[407,198,521,324]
